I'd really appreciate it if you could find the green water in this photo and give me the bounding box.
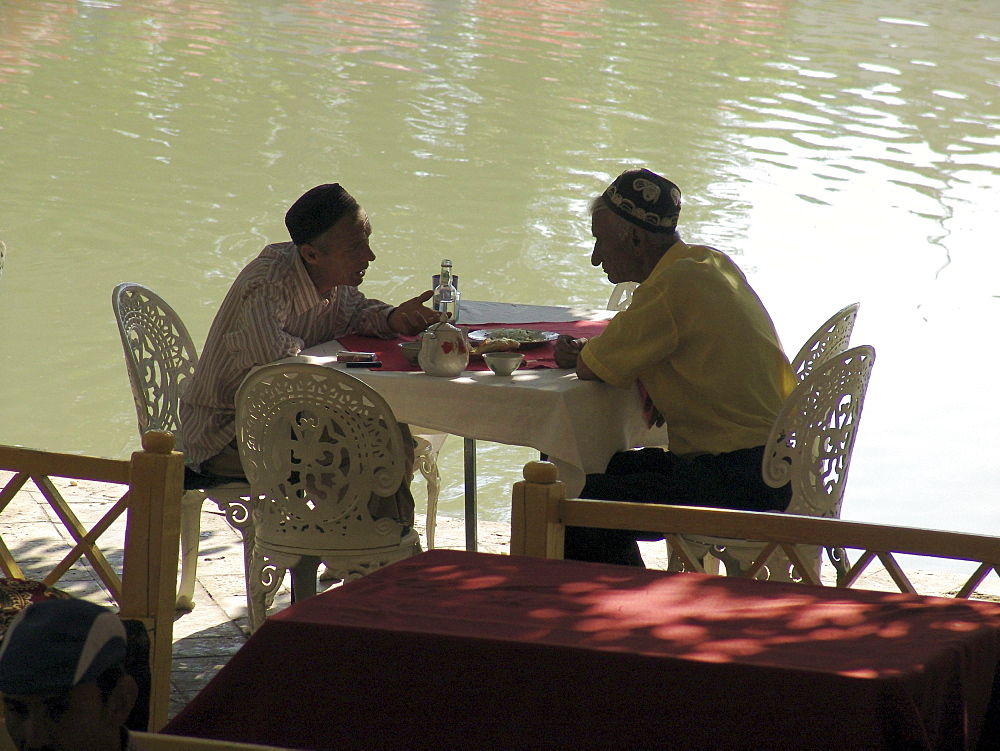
[2,0,999,537]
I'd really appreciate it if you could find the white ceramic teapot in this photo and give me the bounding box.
[418,321,469,377]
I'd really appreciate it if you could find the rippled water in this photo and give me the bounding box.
[2,0,998,545]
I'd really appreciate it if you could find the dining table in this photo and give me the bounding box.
[290,301,669,551]
[162,549,1000,750]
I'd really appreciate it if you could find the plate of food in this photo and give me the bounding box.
[466,328,559,352]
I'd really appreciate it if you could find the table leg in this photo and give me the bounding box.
[464,438,477,552]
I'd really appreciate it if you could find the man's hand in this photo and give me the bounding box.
[554,334,587,369]
[388,290,442,336]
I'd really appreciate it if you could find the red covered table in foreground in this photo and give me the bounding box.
[164,550,1000,750]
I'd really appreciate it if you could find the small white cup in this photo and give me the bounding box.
[483,352,524,376]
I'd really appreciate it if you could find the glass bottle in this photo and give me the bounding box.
[432,259,461,322]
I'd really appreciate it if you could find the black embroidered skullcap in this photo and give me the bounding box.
[601,168,682,233]
[0,599,127,696]
[284,184,361,246]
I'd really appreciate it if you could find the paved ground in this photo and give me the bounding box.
[2,472,998,721]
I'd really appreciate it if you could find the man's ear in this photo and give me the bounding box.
[107,674,138,727]
[299,243,319,265]
[628,226,645,254]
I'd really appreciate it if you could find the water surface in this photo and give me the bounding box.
[2,0,998,549]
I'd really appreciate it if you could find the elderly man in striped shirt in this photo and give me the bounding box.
[179,183,441,528]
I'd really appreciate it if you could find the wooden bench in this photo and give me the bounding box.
[1,729,295,751]
[511,461,1000,599]
[0,431,183,730]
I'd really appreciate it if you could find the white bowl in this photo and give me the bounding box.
[398,341,421,366]
[483,352,524,376]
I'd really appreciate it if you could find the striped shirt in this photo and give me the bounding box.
[179,242,395,468]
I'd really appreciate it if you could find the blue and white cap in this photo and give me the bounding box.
[0,599,127,696]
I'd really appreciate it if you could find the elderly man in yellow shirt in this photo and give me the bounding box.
[554,168,796,567]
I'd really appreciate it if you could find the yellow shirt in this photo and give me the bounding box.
[582,240,795,457]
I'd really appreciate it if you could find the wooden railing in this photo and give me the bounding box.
[0,432,183,731]
[511,461,1000,599]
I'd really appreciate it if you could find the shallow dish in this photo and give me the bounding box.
[466,328,558,348]
[398,341,421,366]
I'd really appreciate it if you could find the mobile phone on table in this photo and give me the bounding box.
[336,351,378,363]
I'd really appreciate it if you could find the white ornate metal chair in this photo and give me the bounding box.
[112,282,254,610]
[607,282,638,311]
[668,345,876,582]
[236,362,421,631]
[790,302,860,382]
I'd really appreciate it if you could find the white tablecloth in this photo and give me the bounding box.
[295,341,667,497]
[295,301,666,497]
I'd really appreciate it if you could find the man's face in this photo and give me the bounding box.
[301,212,376,294]
[590,210,640,284]
[3,681,123,751]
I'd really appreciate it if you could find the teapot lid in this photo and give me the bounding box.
[424,320,461,335]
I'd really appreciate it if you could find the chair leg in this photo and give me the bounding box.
[248,548,289,633]
[211,496,274,608]
[176,491,205,610]
[666,546,685,572]
[703,553,721,575]
[290,557,321,602]
[713,547,750,577]
[237,524,275,608]
[827,546,851,585]
[413,435,441,549]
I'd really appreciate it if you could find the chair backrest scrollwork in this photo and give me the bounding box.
[607,282,638,311]
[790,302,860,382]
[763,344,875,522]
[112,283,199,454]
[236,363,407,550]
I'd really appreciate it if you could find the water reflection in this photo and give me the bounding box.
[1,0,998,552]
